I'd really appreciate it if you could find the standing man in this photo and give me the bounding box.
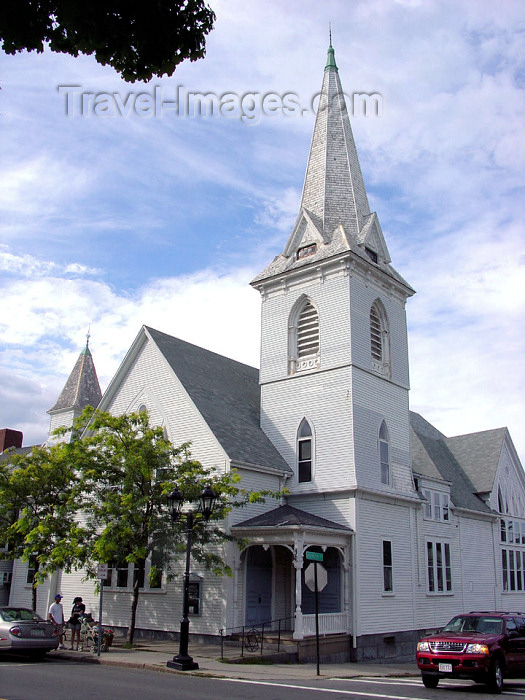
[48,593,66,649]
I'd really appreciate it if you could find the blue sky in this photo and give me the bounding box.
[1,0,524,463]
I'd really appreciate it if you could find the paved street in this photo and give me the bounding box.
[1,652,525,700]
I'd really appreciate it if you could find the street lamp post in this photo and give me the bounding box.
[166,485,216,671]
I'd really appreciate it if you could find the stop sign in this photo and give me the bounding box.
[304,563,328,592]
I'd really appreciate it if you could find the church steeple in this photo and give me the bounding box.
[47,334,102,439]
[252,41,412,293]
[300,40,370,237]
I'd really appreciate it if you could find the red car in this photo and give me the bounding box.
[417,611,525,693]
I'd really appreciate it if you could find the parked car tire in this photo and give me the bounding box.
[422,674,439,688]
[487,658,504,694]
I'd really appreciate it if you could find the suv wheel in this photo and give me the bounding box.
[487,658,504,694]
[422,674,439,689]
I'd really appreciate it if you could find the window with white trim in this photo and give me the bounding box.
[382,540,393,593]
[426,540,452,593]
[289,298,320,374]
[379,421,390,485]
[423,489,450,521]
[297,418,313,483]
[502,549,524,591]
[500,517,525,591]
[26,556,37,585]
[102,558,163,591]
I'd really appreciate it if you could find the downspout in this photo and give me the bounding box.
[352,497,358,651]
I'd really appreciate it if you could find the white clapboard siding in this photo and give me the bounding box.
[105,337,230,474]
[354,498,417,636]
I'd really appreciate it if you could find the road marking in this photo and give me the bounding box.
[334,677,473,687]
[220,677,525,698]
[219,677,430,699]
[334,677,525,695]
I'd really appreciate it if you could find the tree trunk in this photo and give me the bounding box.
[127,559,145,645]
[31,563,39,612]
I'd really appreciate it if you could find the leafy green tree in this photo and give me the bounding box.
[68,407,272,645]
[0,0,216,82]
[0,443,88,611]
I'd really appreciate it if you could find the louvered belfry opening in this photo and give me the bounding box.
[297,301,319,358]
[370,305,383,361]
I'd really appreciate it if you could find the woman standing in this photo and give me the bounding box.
[68,596,86,650]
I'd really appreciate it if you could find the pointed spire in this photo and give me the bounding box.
[81,326,92,357]
[252,42,413,294]
[326,26,337,71]
[48,336,102,414]
[300,40,370,238]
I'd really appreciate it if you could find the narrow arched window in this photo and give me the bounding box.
[289,297,320,374]
[297,419,313,483]
[370,301,390,378]
[379,421,390,485]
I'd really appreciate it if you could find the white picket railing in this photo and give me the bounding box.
[302,612,349,636]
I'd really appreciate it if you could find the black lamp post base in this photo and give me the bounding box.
[167,656,199,671]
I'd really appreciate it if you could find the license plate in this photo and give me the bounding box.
[30,628,45,637]
[439,663,453,673]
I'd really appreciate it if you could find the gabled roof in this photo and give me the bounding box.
[232,504,353,532]
[410,412,494,515]
[145,327,292,475]
[252,42,413,296]
[48,341,102,414]
[446,428,508,495]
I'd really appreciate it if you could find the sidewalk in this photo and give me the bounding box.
[48,638,420,681]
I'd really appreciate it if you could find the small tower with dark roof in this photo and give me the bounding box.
[47,333,102,441]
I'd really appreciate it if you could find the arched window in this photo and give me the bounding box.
[289,297,320,374]
[370,301,390,378]
[379,421,390,485]
[297,418,313,483]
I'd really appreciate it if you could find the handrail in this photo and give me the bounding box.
[219,615,295,659]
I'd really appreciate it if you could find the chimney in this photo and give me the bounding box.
[0,429,23,452]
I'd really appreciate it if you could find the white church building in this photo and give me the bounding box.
[3,42,525,662]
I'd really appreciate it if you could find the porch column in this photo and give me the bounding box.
[293,533,304,640]
[342,544,351,633]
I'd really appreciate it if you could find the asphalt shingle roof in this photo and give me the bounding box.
[446,428,507,495]
[410,411,495,514]
[232,504,353,531]
[146,327,292,474]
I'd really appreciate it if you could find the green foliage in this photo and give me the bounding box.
[59,406,279,643]
[0,0,216,82]
[0,442,89,609]
[0,405,281,636]
[67,407,274,579]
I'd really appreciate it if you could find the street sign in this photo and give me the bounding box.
[305,562,328,592]
[97,563,108,579]
[306,551,323,562]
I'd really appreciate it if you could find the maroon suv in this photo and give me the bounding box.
[417,611,525,693]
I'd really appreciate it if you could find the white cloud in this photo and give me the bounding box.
[0,0,523,467]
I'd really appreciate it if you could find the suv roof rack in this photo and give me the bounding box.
[468,611,525,615]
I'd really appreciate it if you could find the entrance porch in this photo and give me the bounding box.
[231,504,354,642]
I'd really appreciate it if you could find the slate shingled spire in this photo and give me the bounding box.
[252,41,412,292]
[300,39,371,237]
[48,335,102,415]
